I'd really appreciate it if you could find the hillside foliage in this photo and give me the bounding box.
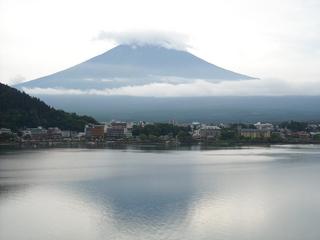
[0,82,97,131]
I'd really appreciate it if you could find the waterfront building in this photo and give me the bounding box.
[84,124,105,140]
[47,127,62,139]
[240,129,271,139]
[106,121,132,139]
[254,122,274,131]
[61,130,71,138]
[290,131,310,139]
[26,127,48,140]
[61,130,78,139]
[193,125,221,140]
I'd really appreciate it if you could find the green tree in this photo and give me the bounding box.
[280,121,308,131]
[220,129,237,140]
[177,131,193,144]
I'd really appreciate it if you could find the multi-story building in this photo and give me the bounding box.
[193,125,221,140]
[84,124,105,140]
[47,127,62,139]
[240,129,271,139]
[106,121,132,139]
[61,130,78,139]
[289,131,310,139]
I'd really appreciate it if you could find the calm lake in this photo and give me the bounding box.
[1,145,320,240]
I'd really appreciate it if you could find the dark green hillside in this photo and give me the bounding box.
[0,82,98,131]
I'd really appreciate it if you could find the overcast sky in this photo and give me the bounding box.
[1,0,320,91]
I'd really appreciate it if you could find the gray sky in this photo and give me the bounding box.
[1,0,320,94]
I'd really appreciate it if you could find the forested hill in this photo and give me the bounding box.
[0,82,98,131]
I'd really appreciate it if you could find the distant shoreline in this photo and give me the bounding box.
[1,140,320,151]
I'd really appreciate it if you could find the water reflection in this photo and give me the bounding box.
[0,146,320,240]
[0,185,104,240]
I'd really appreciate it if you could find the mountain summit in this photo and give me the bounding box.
[16,44,255,90]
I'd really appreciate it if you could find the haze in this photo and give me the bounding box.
[1,0,320,96]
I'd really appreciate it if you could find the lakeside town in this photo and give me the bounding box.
[1,120,320,148]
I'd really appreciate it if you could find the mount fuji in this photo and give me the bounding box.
[15,44,254,90]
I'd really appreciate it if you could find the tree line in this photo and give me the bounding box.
[0,83,97,131]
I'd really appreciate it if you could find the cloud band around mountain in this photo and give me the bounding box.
[22,78,320,97]
[94,30,190,50]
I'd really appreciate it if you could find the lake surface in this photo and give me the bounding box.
[1,145,320,240]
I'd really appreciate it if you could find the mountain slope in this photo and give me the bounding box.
[15,44,255,90]
[0,82,97,131]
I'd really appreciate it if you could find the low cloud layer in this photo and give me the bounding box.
[22,78,320,97]
[94,30,190,50]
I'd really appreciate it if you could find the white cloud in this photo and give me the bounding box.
[22,78,320,97]
[94,30,190,50]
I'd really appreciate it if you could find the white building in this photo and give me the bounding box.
[254,122,274,131]
[105,121,132,139]
[193,125,221,139]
